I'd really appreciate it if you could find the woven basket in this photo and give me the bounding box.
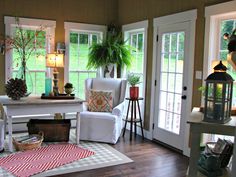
[13,132,44,151]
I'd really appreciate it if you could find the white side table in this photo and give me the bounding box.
[0,96,84,152]
[187,107,236,177]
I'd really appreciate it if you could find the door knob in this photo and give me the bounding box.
[183,86,187,90]
[181,95,187,100]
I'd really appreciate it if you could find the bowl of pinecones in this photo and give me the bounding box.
[5,78,27,100]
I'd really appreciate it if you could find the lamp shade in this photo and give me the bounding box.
[46,53,64,68]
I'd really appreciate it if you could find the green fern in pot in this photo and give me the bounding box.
[87,24,132,78]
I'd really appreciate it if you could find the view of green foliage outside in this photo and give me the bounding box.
[128,32,144,96]
[158,31,185,134]
[220,19,236,104]
[12,28,46,95]
[69,32,98,99]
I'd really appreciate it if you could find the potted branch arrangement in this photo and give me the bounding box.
[87,24,132,78]
[1,17,45,96]
[127,74,141,99]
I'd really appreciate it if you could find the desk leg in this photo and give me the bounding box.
[134,101,137,137]
[231,129,236,177]
[188,125,201,177]
[76,112,80,145]
[2,111,6,139]
[7,116,13,152]
[137,100,144,139]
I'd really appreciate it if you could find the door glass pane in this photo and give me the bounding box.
[158,31,185,135]
[176,53,184,73]
[168,73,175,92]
[175,74,183,94]
[171,33,177,52]
[173,114,181,134]
[159,91,167,110]
[160,73,167,91]
[174,94,182,114]
[169,54,176,72]
[161,54,168,72]
[167,93,174,112]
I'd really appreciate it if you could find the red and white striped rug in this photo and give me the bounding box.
[0,143,95,177]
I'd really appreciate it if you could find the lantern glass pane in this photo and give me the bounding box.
[207,83,214,98]
[206,101,214,119]
[214,103,222,120]
[215,83,223,100]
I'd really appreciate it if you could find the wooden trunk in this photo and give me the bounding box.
[27,119,71,142]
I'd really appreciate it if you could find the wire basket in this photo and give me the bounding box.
[13,132,44,151]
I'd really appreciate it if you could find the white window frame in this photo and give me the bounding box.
[4,16,56,85]
[203,1,236,91]
[64,22,107,86]
[122,20,148,135]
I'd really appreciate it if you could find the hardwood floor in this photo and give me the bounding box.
[57,131,189,177]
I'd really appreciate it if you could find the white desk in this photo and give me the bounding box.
[188,107,236,177]
[0,96,84,152]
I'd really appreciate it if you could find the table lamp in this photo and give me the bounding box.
[46,53,64,96]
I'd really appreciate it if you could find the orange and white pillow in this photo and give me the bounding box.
[88,90,113,112]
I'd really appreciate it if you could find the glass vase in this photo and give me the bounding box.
[16,61,33,96]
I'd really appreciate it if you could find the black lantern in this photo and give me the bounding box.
[204,61,234,123]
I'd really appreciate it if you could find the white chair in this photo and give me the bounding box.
[80,78,127,144]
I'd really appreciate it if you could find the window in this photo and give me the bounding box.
[64,22,106,99]
[203,1,236,142]
[4,16,56,95]
[123,20,148,119]
[204,3,236,106]
[219,19,236,106]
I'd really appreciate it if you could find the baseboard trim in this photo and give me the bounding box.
[152,139,183,154]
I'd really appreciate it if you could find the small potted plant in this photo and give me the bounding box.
[64,83,74,96]
[127,74,141,99]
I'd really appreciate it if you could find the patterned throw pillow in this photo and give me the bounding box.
[88,90,113,112]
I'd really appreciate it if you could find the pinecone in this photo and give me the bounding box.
[5,78,27,100]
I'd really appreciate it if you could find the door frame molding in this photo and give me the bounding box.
[150,9,197,156]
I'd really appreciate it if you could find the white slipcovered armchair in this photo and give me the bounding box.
[80,78,127,144]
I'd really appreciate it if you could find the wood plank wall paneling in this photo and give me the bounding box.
[117,0,232,129]
[0,0,117,94]
[0,0,233,131]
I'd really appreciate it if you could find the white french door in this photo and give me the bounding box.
[153,22,191,150]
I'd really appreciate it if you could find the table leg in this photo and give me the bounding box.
[76,112,80,144]
[188,125,201,177]
[2,110,6,139]
[137,100,144,139]
[7,116,13,152]
[130,101,134,140]
[231,128,236,177]
[122,100,131,137]
[134,101,137,137]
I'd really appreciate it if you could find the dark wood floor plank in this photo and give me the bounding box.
[57,131,189,177]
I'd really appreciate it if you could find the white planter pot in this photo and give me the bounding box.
[100,64,117,78]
